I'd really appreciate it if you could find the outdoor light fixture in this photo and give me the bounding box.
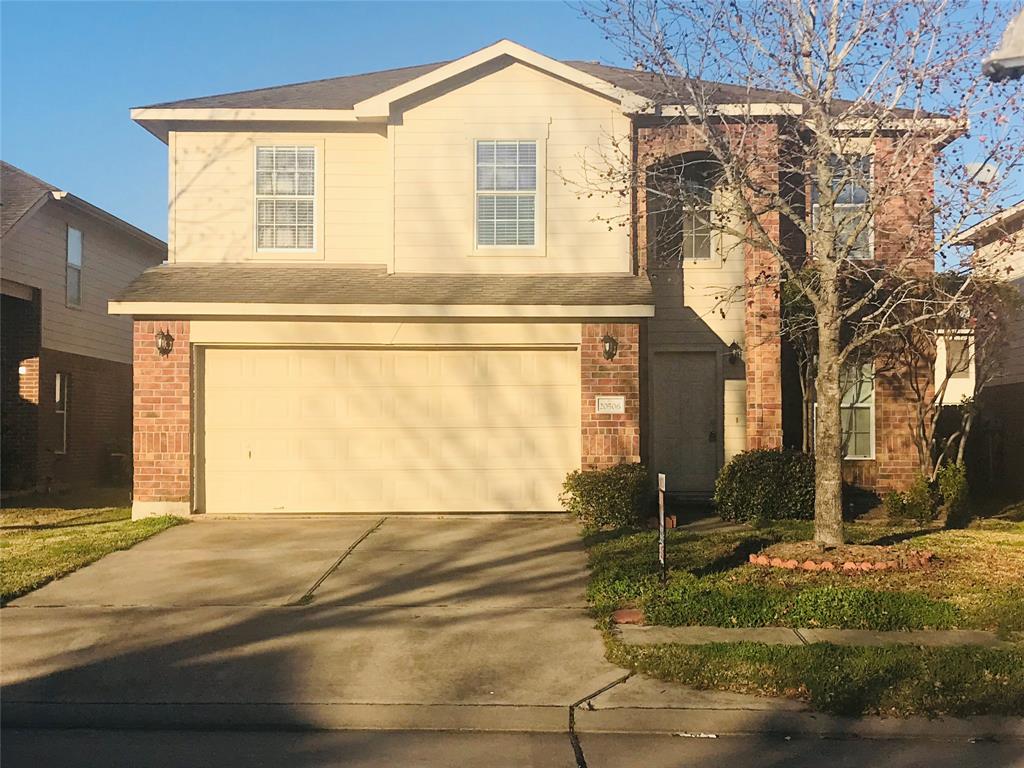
[728,341,742,364]
[155,329,175,356]
[602,334,619,361]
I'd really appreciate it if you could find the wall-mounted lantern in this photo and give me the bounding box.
[727,341,742,365]
[155,329,175,356]
[602,334,619,361]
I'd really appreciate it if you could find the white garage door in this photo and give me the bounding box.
[200,347,580,514]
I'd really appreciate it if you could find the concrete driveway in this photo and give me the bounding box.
[1,515,625,730]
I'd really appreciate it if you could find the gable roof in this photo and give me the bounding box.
[137,43,792,113]
[985,9,1024,81]
[0,160,165,249]
[1,161,58,238]
[953,200,1024,245]
[134,39,933,131]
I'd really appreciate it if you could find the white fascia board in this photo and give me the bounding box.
[352,39,644,119]
[108,301,655,318]
[130,107,366,123]
[654,103,805,117]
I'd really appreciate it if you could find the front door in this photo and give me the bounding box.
[652,351,719,495]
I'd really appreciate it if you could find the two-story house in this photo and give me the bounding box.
[2,161,166,492]
[955,201,1024,498]
[114,41,944,519]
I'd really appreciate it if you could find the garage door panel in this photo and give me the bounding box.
[201,347,580,513]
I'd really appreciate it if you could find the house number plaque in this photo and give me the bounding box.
[595,396,625,414]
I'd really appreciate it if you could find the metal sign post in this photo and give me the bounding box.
[657,473,667,583]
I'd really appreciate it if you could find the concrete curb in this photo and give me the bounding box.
[7,700,1022,741]
[572,706,1024,740]
[1,702,569,733]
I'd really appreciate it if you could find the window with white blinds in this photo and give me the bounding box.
[475,140,537,247]
[255,146,315,251]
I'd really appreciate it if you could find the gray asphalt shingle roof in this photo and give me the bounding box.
[137,57,930,119]
[116,264,654,308]
[1,161,58,238]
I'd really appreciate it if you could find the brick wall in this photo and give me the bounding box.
[1,294,41,490]
[581,322,641,468]
[133,320,192,505]
[636,121,783,451]
[36,348,132,488]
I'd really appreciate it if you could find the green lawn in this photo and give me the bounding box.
[0,498,182,603]
[586,519,1024,634]
[585,518,1024,717]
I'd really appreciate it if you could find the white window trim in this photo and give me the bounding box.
[66,226,83,308]
[251,143,323,259]
[811,364,876,461]
[466,129,547,258]
[811,155,875,262]
[55,372,69,455]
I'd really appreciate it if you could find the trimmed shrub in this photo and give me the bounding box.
[886,474,938,525]
[937,461,970,526]
[714,449,815,524]
[560,463,651,531]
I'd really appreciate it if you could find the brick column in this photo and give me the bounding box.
[743,125,783,450]
[132,320,192,518]
[581,322,641,469]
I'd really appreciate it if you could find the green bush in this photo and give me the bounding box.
[937,461,970,525]
[713,450,815,524]
[560,463,651,531]
[886,474,938,525]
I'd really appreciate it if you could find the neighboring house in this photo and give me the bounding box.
[1,161,166,491]
[114,40,945,518]
[954,201,1024,498]
[984,8,1024,81]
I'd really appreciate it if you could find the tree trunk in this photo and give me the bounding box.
[814,315,845,546]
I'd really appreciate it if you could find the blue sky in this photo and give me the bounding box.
[1,1,621,240]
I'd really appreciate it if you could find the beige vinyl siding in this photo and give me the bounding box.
[0,200,164,363]
[392,61,630,273]
[975,232,1024,387]
[171,127,389,265]
[167,63,631,274]
[682,207,747,348]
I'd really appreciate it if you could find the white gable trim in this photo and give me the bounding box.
[352,40,649,119]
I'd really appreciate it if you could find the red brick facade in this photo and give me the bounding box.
[2,292,133,491]
[632,122,932,493]
[133,320,192,505]
[581,322,641,468]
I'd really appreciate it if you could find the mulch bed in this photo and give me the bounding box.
[749,541,935,573]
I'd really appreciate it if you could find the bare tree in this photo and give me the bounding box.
[578,0,1023,545]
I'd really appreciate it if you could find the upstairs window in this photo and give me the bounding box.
[475,140,536,247]
[840,363,874,459]
[647,154,721,265]
[66,226,82,306]
[255,146,315,251]
[812,156,872,261]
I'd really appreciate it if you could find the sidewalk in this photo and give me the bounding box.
[615,624,1016,648]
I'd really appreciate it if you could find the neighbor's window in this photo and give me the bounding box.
[475,140,536,247]
[812,155,872,261]
[55,372,70,454]
[66,226,83,306]
[255,145,315,251]
[945,337,971,380]
[647,155,719,264]
[840,363,874,459]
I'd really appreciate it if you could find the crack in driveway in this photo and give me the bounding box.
[287,517,388,606]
